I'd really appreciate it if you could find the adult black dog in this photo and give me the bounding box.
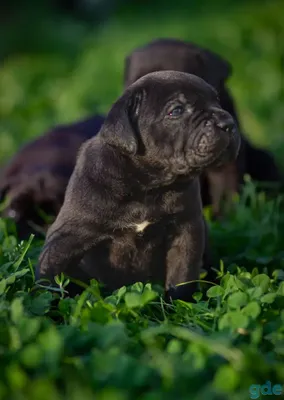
[36,71,240,301]
[124,38,281,215]
[0,115,104,239]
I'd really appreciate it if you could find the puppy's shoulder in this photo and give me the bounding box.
[73,136,101,172]
[64,136,126,217]
[75,135,125,179]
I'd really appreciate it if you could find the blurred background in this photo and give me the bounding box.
[0,0,283,167]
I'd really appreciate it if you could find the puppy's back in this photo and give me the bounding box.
[1,114,105,180]
[0,114,105,239]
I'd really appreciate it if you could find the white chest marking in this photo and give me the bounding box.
[133,220,151,233]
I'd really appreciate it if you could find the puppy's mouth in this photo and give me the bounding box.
[213,126,240,167]
[188,124,240,170]
[207,135,231,166]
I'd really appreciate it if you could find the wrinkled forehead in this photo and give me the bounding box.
[139,74,217,107]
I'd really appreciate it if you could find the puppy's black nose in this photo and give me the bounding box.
[215,116,235,133]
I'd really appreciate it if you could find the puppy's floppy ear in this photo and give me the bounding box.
[100,88,145,155]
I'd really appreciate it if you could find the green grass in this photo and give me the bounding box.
[0,181,284,400]
[0,0,284,399]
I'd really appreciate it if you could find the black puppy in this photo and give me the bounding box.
[36,71,240,301]
[124,38,281,215]
[0,115,104,239]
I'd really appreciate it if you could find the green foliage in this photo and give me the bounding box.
[1,0,284,163]
[0,180,283,399]
[0,0,284,398]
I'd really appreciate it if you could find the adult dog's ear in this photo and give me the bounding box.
[100,89,145,155]
[123,55,131,88]
[198,48,232,89]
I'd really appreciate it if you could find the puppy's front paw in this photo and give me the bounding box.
[165,284,196,303]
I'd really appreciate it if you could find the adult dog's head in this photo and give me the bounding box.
[101,71,240,179]
[124,38,231,93]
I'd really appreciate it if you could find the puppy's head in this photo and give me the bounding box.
[124,38,231,92]
[101,71,240,178]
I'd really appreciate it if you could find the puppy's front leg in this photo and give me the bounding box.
[36,208,101,282]
[207,162,239,217]
[165,217,205,302]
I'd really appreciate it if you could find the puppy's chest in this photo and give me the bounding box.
[117,190,187,236]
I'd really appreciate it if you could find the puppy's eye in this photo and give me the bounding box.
[168,105,185,117]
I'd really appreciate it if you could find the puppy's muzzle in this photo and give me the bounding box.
[214,113,236,134]
[210,109,240,164]
[190,109,240,168]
